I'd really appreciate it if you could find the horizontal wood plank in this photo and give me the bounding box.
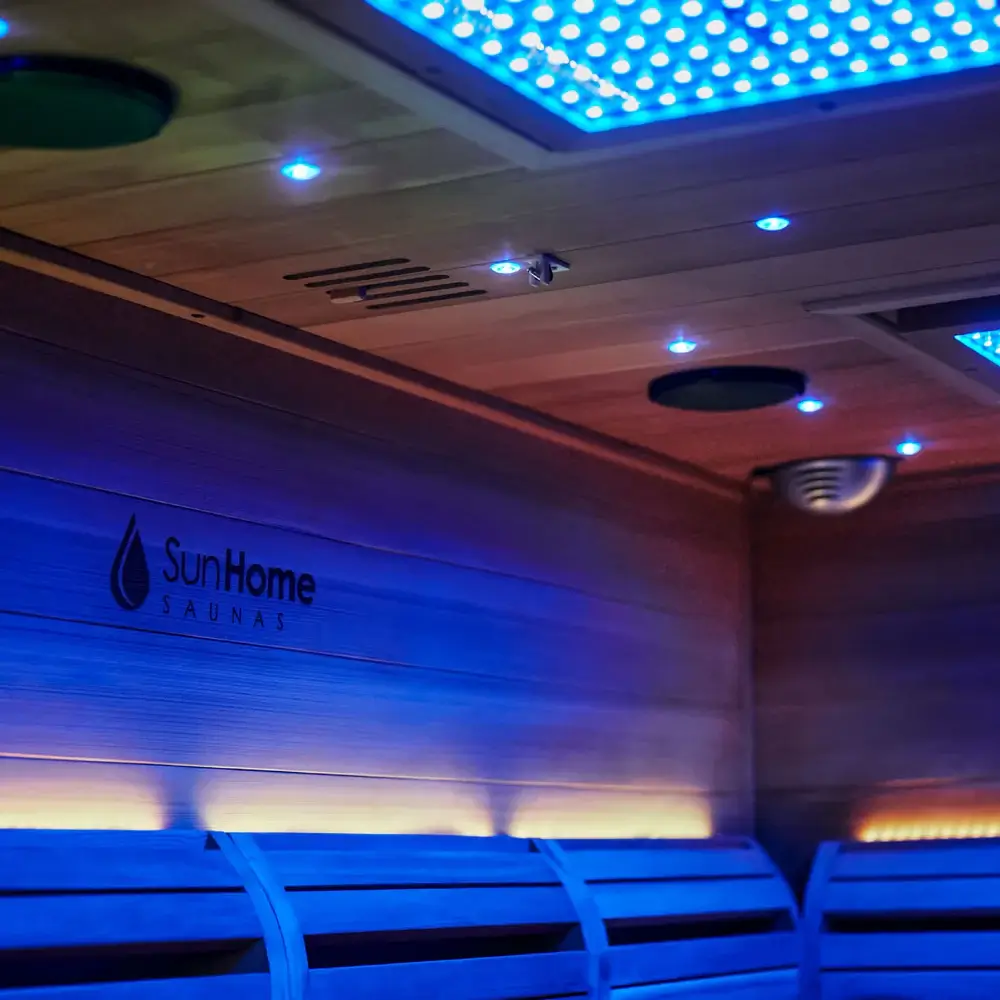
[266,850,559,888]
[0,616,740,791]
[568,846,771,882]
[610,933,800,987]
[290,885,577,936]
[309,953,589,999]
[831,844,1000,880]
[821,931,1000,970]
[0,893,261,949]
[593,879,791,922]
[823,878,1000,915]
[820,970,1000,1000]
[612,969,799,998]
[0,830,240,890]
[0,975,271,1000]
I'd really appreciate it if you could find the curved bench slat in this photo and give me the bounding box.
[804,839,1000,999]
[309,953,590,1000]
[0,976,272,1000]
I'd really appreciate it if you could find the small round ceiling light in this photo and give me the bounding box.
[281,159,322,181]
[0,18,9,38]
[755,215,791,231]
[667,335,698,354]
[896,438,923,456]
[648,365,807,412]
[0,54,177,149]
[490,260,522,274]
[797,397,824,412]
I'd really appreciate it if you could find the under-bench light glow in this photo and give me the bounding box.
[365,0,1000,131]
[860,820,1000,841]
[956,328,1000,368]
[0,763,165,831]
[509,788,713,839]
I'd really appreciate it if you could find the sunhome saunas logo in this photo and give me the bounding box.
[110,516,316,631]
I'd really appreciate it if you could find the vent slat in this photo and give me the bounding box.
[308,266,431,288]
[283,258,410,281]
[327,273,451,296]
[285,255,489,314]
[367,289,488,310]
[362,281,469,302]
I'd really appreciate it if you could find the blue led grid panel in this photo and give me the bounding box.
[956,329,1000,367]
[366,0,1000,131]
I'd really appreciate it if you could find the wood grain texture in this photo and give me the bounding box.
[5,0,1000,479]
[308,955,590,1000]
[0,825,271,996]
[0,263,750,836]
[802,840,1000,1000]
[752,471,1000,886]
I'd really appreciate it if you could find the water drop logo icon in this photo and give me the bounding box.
[110,515,150,611]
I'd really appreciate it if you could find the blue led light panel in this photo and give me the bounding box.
[956,329,1000,367]
[366,0,1000,130]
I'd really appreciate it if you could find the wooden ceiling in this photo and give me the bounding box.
[5,0,1000,481]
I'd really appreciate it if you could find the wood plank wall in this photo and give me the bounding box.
[753,474,1000,888]
[0,262,750,838]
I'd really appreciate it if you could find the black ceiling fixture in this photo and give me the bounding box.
[0,54,178,149]
[647,365,808,412]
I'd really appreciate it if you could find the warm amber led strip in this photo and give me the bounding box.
[859,821,1000,842]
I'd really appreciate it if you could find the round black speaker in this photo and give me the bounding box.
[647,365,808,412]
[0,54,178,149]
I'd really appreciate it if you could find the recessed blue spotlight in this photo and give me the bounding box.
[490,260,522,274]
[668,336,698,354]
[0,18,8,38]
[755,215,791,231]
[280,160,322,181]
[797,397,824,412]
[896,438,923,456]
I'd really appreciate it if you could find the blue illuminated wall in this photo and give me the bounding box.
[0,263,749,836]
[753,478,1000,887]
[370,0,1000,130]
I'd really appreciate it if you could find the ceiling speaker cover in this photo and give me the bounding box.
[756,455,898,514]
[0,54,177,149]
[647,365,807,412]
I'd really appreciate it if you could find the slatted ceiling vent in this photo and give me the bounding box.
[0,831,801,1000]
[283,257,488,312]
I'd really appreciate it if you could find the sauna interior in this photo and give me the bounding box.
[3,0,1000,997]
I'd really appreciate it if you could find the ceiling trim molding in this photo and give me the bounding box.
[891,461,1000,495]
[803,311,1000,407]
[804,274,1000,315]
[0,228,739,500]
